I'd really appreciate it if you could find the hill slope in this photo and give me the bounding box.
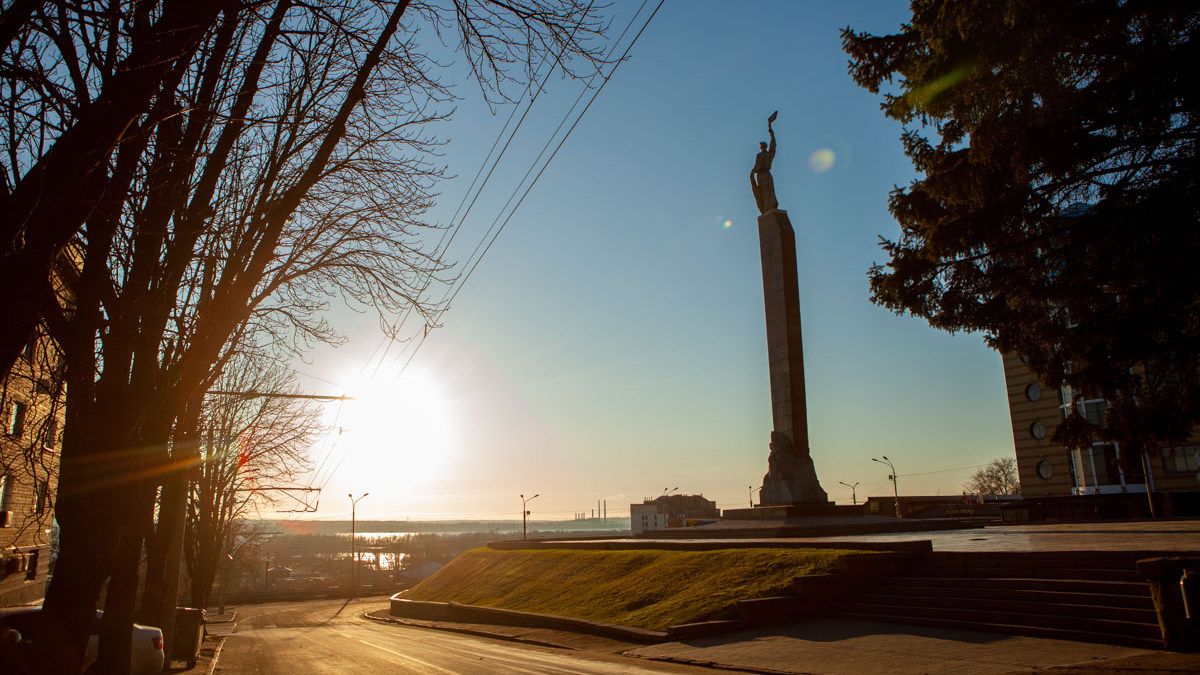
[403,547,861,629]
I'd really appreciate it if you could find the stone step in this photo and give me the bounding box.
[861,592,1158,623]
[887,576,1149,596]
[872,584,1154,609]
[906,566,1141,582]
[920,551,1150,567]
[838,601,1163,641]
[830,610,1163,650]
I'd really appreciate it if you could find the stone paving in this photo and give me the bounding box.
[799,519,1200,552]
[586,519,1200,552]
[627,618,1171,675]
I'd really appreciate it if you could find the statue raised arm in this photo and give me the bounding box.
[750,111,780,214]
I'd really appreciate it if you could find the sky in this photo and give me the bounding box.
[278,1,1017,522]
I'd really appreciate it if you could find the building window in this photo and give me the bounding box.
[1057,385,1106,425]
[1025,383,1043,401]
[1036,460,1053,480]
[44,416,58,450]
[25,550,39,581]
[0,474,11,510]
[1162,446,1200,474]
[7,402,27,437]
[34,480,47,514]
[1029,420,1047,440]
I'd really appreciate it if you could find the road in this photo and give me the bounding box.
[214,598,724,674]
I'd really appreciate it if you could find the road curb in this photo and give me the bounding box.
[204,635,227,675]
[641,655,809,675]
[362,611,570,651]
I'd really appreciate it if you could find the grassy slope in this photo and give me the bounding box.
[404,547,861,630]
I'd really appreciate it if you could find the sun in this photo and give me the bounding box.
[337,366,453,490]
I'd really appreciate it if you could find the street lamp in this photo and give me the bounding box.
[838,481,860,505]
[662,486,678,497]
[872,456,900,518]
[348,492,369,595]
[521,493,540,540]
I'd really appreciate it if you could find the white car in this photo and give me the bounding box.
[0,605,164,674]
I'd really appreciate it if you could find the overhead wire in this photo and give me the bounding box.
[383,0,665,379]
[307,0,664,495]
[364,0,602,382]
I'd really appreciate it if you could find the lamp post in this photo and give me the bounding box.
[348,492,369,595]
[521,493,539,540]
[838,481,860,505]
[872,456,900,518]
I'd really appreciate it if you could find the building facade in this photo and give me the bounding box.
[1002,352,1200,498]
[628,494,719,534]
[0,332,62,606]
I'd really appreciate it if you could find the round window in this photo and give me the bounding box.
[1029,420,1047,440]
[1019,354,1030,364]
[1036,459,1053,480]
[1025,383,1043,402]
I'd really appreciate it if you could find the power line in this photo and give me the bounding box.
[897,464,986,478]
[365,1,604,382]
[383,0,666,379]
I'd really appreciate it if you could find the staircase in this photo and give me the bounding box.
[831,551,1164,648]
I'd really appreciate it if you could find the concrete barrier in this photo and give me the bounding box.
[1137,556,1200,652]
[388,595,669,643]
[487,538,932,553]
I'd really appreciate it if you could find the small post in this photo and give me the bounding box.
[521,493,539,539]
[873,457,900,518]
[349,492,369,596]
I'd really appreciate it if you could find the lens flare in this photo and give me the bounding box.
[809,148,836,173]
[722,219,733,229]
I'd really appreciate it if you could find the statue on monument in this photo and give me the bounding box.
[750,111,779,214]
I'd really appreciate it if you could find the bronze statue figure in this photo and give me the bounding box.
[750,111,779,214]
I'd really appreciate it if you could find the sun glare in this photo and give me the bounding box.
[338,367,454,490]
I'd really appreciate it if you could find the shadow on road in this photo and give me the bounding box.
[317,598,354,626]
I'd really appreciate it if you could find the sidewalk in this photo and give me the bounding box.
[369,610,1200,674]
[627,618,1200,675]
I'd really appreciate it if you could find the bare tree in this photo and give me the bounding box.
[0,0,229,375]
[965,458,1021,497]
[29,1,612,672]
[184,356,320,610]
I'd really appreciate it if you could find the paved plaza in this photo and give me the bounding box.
[801,519,1200,552]
[588,519,1200,552]
[627,618,1179,675]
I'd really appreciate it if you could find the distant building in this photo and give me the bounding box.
[1002,353,1200,499]
[1,330,64,605]
[864,494,1020,519]
[629,494,719,534]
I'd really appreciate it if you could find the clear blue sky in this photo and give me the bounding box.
[288,1,1016,522]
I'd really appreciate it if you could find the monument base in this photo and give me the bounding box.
[760,456,828,506]
[721,503,866,520]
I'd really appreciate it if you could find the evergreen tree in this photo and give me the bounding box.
[843,1,1200,463]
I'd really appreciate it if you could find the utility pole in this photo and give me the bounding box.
[838,481,860,505]
[521,493,539,539]
[872,456,900,518]
[349,492,369,595]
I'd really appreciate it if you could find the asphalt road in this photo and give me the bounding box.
[214,598,722,674]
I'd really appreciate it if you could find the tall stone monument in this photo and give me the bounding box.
[750,112,829,506]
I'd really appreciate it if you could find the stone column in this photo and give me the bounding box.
[757,209,827,505]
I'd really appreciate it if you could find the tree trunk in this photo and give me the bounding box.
[141,402,201,661]
[96,522,145,675]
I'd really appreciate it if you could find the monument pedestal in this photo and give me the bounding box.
[722,503,865,520]
[755,209,829,506]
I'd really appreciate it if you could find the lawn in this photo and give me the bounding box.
[402,547,863,630]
